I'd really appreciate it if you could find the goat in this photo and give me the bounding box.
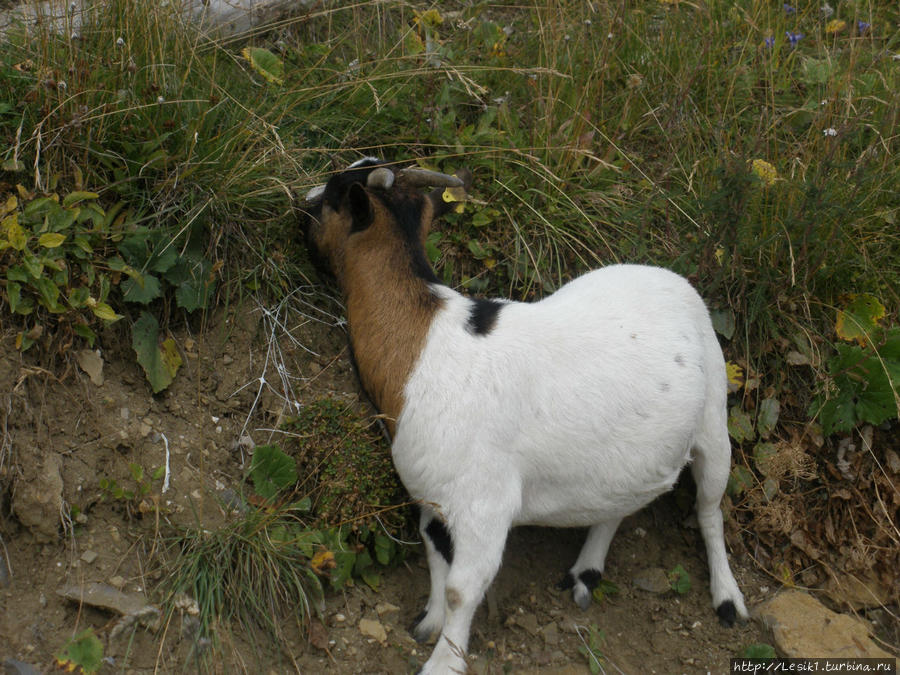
[299,157,748,674]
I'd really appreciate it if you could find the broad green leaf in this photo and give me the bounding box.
[248,444,297,500]
[835,293,885,346]
[242,47,284,85]
[68,286,90,307]
[132,312,182,392]
[727,405,755,443]
[22,253,43,279]
[122,273,162,304]
[38,232,66,248]
[34,277,63,312]
[756,398,780,438]
[727,464,754,497]
[62,191,99,207]
[73,324,97,346]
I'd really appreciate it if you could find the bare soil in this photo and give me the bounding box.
[1,300,777,674]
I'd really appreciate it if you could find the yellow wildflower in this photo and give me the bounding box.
[825,19,847,34]
[750,159,778,187]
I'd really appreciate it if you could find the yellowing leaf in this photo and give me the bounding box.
[442,185,466,203]
[1,213,27,250]
[750,159,777,187]
[726,361,744,393]
[38,232,66,248]
[0,194,16,218]
[835,293,885,346]
[310,549,335,574]
[242,47,284,85]
[160,337,182,378]
[91,301,123,322]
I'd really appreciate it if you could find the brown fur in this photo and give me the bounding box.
[325,194,441,436]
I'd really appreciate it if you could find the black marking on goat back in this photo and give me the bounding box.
[424,518,454,565]
[467,298,504,336]
[578,569,603,591]
[716,600,737,627]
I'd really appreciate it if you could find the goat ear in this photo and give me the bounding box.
[347,183,374,232]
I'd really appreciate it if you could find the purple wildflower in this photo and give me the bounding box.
[786,31,803,47]
[764,36,775,48]
[784,4,796,13]
[857,21,870,34]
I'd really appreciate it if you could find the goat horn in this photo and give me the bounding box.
[399,167,464,188]
[367,167,395,190]
[304,184,326,202]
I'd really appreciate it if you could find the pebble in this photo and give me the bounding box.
[375,601,400,617]
[109,575,125,589]
[358,617,387,644]
[80,550,98,564]
[633,567,670,594]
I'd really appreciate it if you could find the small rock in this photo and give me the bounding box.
[540,621,559,646]
[120,407,130,420]
[74,511,88,525]
[515,612,540,636]
[756,590,893,659]
[633,567,670,594]
[109,575,125,589]
[3,659,42,675]
[139,423,153,437]
[332,612,346,624]
[358,617,387,644]
[375,601,400,617]
[222,354,234,365]
[80,550,98,564]
[308,619,329,651]
[57,582,148,616]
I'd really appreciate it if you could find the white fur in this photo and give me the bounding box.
[393,264,747,674]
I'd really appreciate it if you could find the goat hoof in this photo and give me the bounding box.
[557,572,575,591]
[573,584,593,610]
[716,600,737,627]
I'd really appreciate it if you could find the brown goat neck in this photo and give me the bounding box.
[341,225,442,436]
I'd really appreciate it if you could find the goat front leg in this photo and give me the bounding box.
[412,505,452,643]
[419,512,510,674]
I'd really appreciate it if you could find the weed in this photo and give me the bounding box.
[668,564,692,595]
[99,461,164,518]
[575,623,607,675]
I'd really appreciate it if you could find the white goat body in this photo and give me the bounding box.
[396,266,747,673]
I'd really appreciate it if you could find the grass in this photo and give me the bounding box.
[2,0,898,653]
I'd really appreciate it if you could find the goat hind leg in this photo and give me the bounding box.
[691,437,748,625]
[559,518,621,610]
